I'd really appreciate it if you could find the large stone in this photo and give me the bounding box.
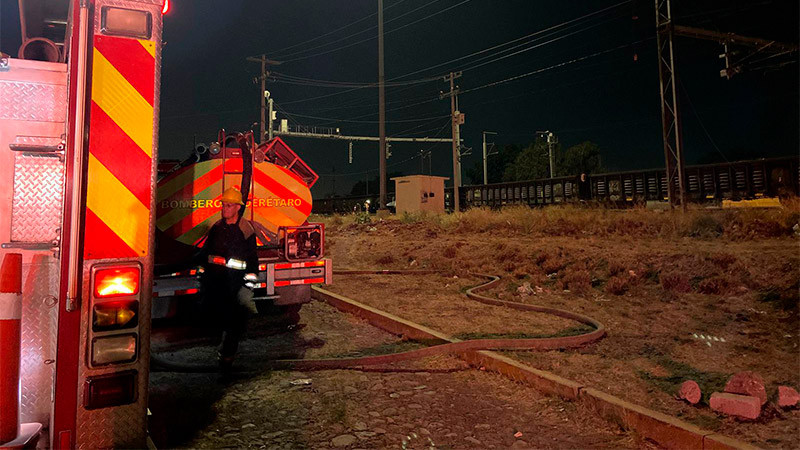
[331,434,357,447]
[710,392,761,419]
[678,380,701,405]
[724,371,767,405]
[778,386,800,407]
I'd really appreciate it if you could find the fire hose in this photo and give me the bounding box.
[150,270,605,374]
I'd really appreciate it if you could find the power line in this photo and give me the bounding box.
[280,0,473,63]
[390,0,632,80]
[262,0,410,58]
[269,72,439,88]
[460,39,647,95]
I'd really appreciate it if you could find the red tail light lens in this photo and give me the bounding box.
[94,267,140,298]
[85,371,137,410]
[162,0,170,14]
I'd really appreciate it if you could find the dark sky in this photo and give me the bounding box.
[2,0,798,198]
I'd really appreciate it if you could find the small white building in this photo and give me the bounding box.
[391,175,449,215]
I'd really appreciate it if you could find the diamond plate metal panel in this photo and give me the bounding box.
[12,153,65,243]
[0,80,67,122]
[20,255,59,426]
[76,3,161,447]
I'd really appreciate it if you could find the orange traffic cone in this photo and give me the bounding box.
[0,253,22,444]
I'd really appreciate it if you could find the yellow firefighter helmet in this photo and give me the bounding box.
[221,188,244,205]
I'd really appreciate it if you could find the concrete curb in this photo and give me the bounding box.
[311,284,759,450]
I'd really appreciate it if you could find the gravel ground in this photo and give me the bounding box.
[149,301,650,449]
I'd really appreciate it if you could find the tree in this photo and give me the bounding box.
[556,141,603,176]
[503,137,557,181]
[465,144,521,184]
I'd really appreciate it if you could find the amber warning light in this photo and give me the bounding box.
[94,267,140,297]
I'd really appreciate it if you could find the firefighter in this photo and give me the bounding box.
[198,187,259,370]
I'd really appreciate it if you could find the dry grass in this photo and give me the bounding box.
[313,201,800,240]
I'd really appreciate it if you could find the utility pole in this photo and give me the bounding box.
[377,0,387,210]
[482,131,496,185]
[440,71,463,212]
[535,130,558,178]
[267,96,274,140]
[246,54,281,144]
[547,131,557,178]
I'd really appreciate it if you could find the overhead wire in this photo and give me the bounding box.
[280,0,473,63]
[264,0,410,58]
[390,0,632,80]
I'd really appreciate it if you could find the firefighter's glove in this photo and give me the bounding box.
[237,286,258,314]
[243,273,258,290]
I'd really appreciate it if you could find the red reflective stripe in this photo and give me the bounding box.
[304,277,325,284]
[304,261,325,267]
[93,35,155,105]
[274,263,292,270]
[274,280,290,287]
[252,166,312,216]
[84,208,138,259]
[88,102,152,206]
[156,164,223,216]
[166,194,223,237]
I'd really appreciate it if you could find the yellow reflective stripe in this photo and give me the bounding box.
[158,160,221,202]
[176,213,219,245]
[253,210,279,234]
[86,154,150,255]
[252,184,308,225]
[92,48,153,157]
[139,39,156,58]
[156,181,223,231]
[257,164,313,203]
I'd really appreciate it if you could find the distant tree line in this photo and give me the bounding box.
[466,138,604,185]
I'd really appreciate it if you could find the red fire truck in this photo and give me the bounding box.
[1,1,329,448]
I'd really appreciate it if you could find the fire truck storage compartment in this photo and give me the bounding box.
[0,58,68,429]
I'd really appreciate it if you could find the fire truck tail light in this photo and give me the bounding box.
[93,302,139,331]
[162,0,171,14]
[94,267,140,297]
[85,371,137,410]
[91,334,137,366]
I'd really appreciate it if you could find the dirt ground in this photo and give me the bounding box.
[150,301,646,449]
[317,206,800,449]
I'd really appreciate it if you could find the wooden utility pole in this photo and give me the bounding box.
[440,71,463,212]
[246,55,281,144]
[378,0,387,210]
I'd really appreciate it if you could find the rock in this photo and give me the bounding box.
[465,437,482,445]
[344,386,359,395]
[724,371,767,405]
[408,403,423,409]
[418,428,430,435]
[511,440,530,448]
[710,392,761,419]
[389,393,400,398]
[373,428,387,435]
[355,431,376,439]
[368,411,381,417]
[778,386,800,407]
[678,380,702,405]
[353,421,368,431]
[382,407,397,416]
[474,424,491,430]
[331,434,357,447]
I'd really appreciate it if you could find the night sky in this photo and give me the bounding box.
[1,0,798,199]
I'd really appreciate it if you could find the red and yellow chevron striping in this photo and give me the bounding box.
[155,159,314,244]
[84,35,156,259]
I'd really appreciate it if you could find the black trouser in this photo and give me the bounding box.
[202,272,251,359]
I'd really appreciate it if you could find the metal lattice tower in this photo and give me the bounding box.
[655,0,686,209]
